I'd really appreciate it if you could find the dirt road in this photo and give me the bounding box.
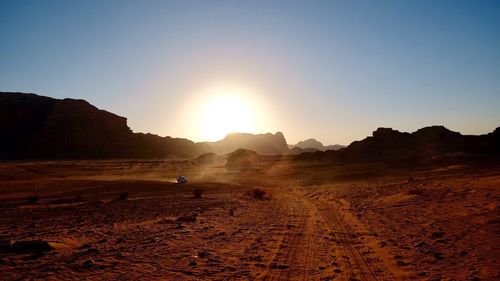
[249,190,406,281]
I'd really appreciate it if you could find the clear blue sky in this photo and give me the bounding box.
[1,0,499,145]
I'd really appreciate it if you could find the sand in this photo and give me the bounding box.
[0,159,499,280]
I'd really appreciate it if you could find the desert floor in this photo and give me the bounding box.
[0,158,499,280]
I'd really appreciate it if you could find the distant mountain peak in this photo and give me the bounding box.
[209,131,289,155]
[291,138,345,153]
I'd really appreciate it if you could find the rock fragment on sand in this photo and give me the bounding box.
[83,259,96,268]
[430,231,445,239]
[197,250,209,258]
[177,214,197,223]
[11,240,53,253]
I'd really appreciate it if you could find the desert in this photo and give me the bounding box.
[1,1,499,280]
[1,157,499,280]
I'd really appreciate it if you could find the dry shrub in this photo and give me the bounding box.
[192,188,204,198]
[252,188,266,200]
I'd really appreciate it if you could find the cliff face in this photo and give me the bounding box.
[36,99,133,158]
[343,126,500,164]
[0,93,58,158]
[0,92,205,159]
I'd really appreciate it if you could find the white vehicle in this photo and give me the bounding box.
[177,176,188,184]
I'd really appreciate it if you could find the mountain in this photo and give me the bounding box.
[291,138,345,153]
[2,92,498,162]
[340,126,500,164]
[0,92,207,159]
[204,132,289,155]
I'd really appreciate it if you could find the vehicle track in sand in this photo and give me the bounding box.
[260,196,315,281]
[303,191,408,281]
[314,200,379,281]
[257,190,405,281]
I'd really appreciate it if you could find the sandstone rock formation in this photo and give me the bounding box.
[206,132,289,155]
[0,92,206,159]
[1,92,498,162]
[342,126,500,164]
[291,138,345,152]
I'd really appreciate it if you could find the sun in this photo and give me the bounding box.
[200,93,256,141]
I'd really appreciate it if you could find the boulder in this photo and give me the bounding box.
[11,240,53,253]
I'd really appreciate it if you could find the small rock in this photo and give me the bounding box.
[271,264,289,270]
[83,259,96,268]
[177,215,197,223]
[198,250,209,258]
[431,231,445,239]
[84,248,99,254]
[396,260,409,266]
[459,250,468,257]
[158,218,176,224]
[413,241,425,247]
[433,252,444,260]
[79,243,92,249]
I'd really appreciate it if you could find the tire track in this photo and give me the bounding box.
[263,197,314,281]
[314,199,379,281]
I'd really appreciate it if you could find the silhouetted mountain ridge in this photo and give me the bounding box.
[290,138,345,153]
[310,126,500,164]
[204,132,289,155]
[1,92,498,163]
[0,92,206,159]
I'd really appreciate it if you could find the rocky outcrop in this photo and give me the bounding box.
[291,138,345,152]
[2,92,498,162]
[36,98,133,158]
[342,126,500,164]
[0,92,206,159]
[206,132,289,155]
[0,93,58,158]
[289,147,319,154]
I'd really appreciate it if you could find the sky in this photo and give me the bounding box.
[1,0,499,145]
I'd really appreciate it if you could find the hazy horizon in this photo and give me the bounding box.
[1,0,499,144]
